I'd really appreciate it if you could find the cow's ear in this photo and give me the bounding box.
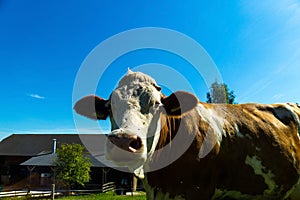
[74,95,110,120]
[161,91,198,115]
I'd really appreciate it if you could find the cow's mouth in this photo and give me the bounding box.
[129,137,142,152]
[107,133,143,153]
[105,132,146,167]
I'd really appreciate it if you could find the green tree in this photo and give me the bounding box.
[206,81,236,104]
[55,143,91,189]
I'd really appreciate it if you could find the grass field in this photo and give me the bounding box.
[58,192,146,200]
[1,191,146,200]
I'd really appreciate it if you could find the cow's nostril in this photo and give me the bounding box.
[107,133,142,153]
[129,137,142,151]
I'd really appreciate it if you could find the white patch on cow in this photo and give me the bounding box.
[133,165,145,179]
[289,103,300,141]
[245,155,278,195]
[106,71,163,178]
[146,112,162,156]
[275,104,300,140]
[143,107,162,174]
[196,105,225,158]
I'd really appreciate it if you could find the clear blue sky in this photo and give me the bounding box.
[1,0,300,140]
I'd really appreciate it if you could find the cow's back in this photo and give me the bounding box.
[144,102,300,200]
[212,102,300,199]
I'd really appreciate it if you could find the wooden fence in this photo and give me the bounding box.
[0,182,116,198]
[102,182,116,193]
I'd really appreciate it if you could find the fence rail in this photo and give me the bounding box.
[0,182,145,198]
[102,182,116,193]
[0,190,58,198]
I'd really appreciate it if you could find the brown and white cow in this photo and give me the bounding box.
[74,70,300,200]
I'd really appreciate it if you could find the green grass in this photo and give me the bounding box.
[1,191,146,200]
[58,191,146,200]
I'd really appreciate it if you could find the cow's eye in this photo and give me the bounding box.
[133,86,143,96]
[138,93,150,113]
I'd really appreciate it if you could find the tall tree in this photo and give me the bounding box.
[55,144,91,189]
[206,81,236,104]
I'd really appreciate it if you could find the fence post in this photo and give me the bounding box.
[132,175,137,192]
[51,184,55,200]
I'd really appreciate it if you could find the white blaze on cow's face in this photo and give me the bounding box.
[105,71,162,175]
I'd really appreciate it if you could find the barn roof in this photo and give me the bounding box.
[0,134,128,169]
[20,153,107,167]
[0,134,106,157]
[20,153,57,167]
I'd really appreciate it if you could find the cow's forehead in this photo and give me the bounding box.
[110,71,161,102]
[109,72,161,132]
[117,71,158,88]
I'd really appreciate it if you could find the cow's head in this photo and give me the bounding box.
[74,70,198,177]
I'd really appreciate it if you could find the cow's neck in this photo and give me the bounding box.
[144,109,220,199]
[157,113,182,149]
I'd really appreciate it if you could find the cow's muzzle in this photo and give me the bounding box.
[107,133,143,153]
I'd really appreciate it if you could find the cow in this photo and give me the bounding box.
[74,70,300,200]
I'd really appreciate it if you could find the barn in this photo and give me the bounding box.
[0,134,136,191]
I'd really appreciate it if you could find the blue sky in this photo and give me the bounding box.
[0,0,300,140]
